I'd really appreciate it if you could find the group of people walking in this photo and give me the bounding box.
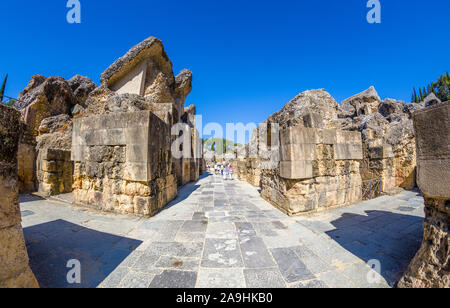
[213,163,234,180]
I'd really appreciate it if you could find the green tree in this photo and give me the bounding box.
[0,74,8,102]
[412,87,418,103]
[412,72,450,103]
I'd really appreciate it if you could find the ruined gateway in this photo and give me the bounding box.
[0,35,448,287]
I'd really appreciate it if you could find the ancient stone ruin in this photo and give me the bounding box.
[0,104,38,288]
[216,87,440,216]
[15,74,95,196]
[399,101,450,288]
[229,90,363,215]
[1,34,448,288]
[7,37,202,217]
[71,37,202,215]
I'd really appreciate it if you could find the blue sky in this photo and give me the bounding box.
[1,0,449,130]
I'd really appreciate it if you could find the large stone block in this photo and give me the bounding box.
[334,143,363,160]
[336,130,362,145]
[280,143,317,161]
[322,129,338,144]
[280,161,313,180]
[399,102,450,288]
[72,111,168,182]
[0,176,20,229]
[413,102,450,199]
[103,128,127,145]
[0,225,32,281]
[280,127,321,145]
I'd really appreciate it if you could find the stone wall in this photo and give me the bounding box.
[339,87,419,192]
[360,136,395,194]
[174,105,202,186]
[72,111,177,216]
[0,104,39,288]
[17,129,37,192]
[261,126,362,215]
[399,102,450,288]
[15,74,95,196]
[228,90,364,215]
[37,148,73,197]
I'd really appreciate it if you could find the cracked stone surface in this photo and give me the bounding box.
[20,173,425,288]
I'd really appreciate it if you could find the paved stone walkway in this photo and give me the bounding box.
[21,173,424,288]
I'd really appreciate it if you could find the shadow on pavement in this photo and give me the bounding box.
[327,210,424,287]
[19,194,46,203]
[160,173,213,211]
[24,220,142,288]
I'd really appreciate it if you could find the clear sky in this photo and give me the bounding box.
[1,0,449,130]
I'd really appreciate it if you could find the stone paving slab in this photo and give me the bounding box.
[244,268,286,288]
[20,173,424,288]
[201,239,244,268]
[197,268,246,288]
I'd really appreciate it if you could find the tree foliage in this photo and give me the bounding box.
[0,74,8,103]
[203,138,241,155]
[412,72,450,103]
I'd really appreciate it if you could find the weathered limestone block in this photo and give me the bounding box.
[0,105,39,288]
[384,115,417,189]
[279,126,362,180]
[399,102,450,288]
[266,125,363,215]
[17,130,36,193]
[72,110,176,216]
[35,114,74,196]
[37,149,73,197]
